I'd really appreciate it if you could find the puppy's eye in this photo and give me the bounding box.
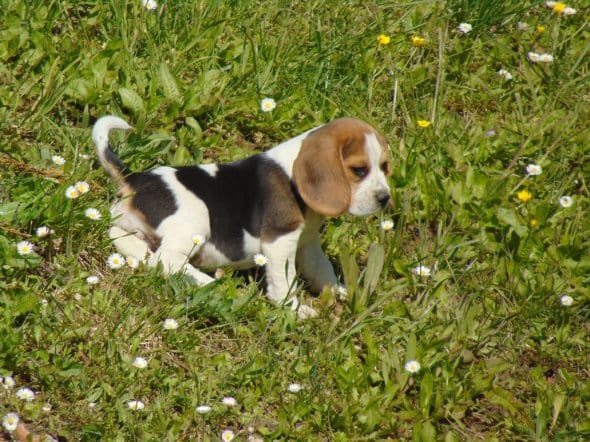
[351,166,369,178]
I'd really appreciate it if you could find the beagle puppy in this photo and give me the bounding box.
[93,116,391,318]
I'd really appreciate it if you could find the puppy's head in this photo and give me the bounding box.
[293,118,391,217]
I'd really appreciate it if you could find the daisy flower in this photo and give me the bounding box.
[222,429,235,442]
[163,318,179,330]
[497,69,513,81]
[222,396,238,407]
[457,23,473,34]
[404,359,421,373]
[538,53,554,63]
[86,275,100,285]
[287,383,302,393]
[65,185,80,199]
[260,98,276,112]
[132,357,148,369]
[75,181,90,195]
[85,208,102,220]
[485,129,497,137]
[417,120,431,128]
[107,253,125,269]
[527,52,541,62]
[214,268,224,279]
[127,400,145,410]
[36,226,52,238]
[1,376,15,389]
[517,22,529,31]
[411,36,426,47]
[126,256,139,269]
[376,34,391,45]
[560,295,574,306]
[51,155,65,166]
[253,253,267,266]
[526,164,542,176]
[517,189,532,203]
[562,7,576,16]
[192,234,205,247]
[141,0,158,10]
[16,240,34,256]
[412,265,432,277]
[15,387,35,402]
[2,413,19,432]
[558,196,573,208]
[381,220,394,231]
[195,405,212,414]
[42,403,52,412]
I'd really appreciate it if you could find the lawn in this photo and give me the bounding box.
[1,0,589,440]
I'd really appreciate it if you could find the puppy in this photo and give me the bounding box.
[93,116,391,318]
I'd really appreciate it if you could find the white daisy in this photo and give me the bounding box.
[253,253,268,266]
[126,256,139,269]
[192,234,205,247]
[538,53,554,63]
[517,22,529,31]
[74,293,82,301]
[65,185,79,199]
[132,357,148,369]
[86,275,100,285]
[36,226,52,238]
[545,1,557,7]
[214,268,224,279]
[497,69,513,81]
[42,403,52,412]
[51,155,66,166]
[221,429,235,442]
[558,196,573,208]
[2,413,19,432]
[412,265,432,277]
[527,52,541,62]
[195,405,212,414]
[1,376,15,389]
[107,253,125,269]
[404,359,421,373]
[526,164,542,176]
[163,318,179,330]
[560,295,574,306]
[40,299,48,306]
[84,208,102,220]
[15,387,35,402]
[16,240,34,256]
[75,181,90,194]
[88,402,97,409]
[381,219,394,231]
[562,7,576,16]
[127,400,145,410]
[457,23,473,34]
[222,396,238,407]
[142,0,158,10]
[260,98,276,112]
[287,383,302,393]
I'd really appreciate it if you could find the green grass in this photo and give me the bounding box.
[1,0,589,440]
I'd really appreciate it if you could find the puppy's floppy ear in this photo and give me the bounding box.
[293,128,351,217]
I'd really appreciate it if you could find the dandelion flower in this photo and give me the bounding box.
[536,25,546,34]
[560,295,574,306]
[497,69,513,81]
[411,36,426,47]
[85,208,102,220]
[36,226,52,238]
[222,430,235,441]
[86,275,100,285]
[222,396,238,407]
[530,219,538,228]
[141,0,158,10]
[517,22,529,31]
[417,120,431,128]
[75,181,90,195]
[214,268,224,279]
[127,400,145,410]
[15,387,35,402]
[253,253,267,266]
[287,383,302,393]
[517,189,532,203]
[412,265,432,277]
[558,196,573,208]
[526,164,542,176]
[260,98,276,112]
[377,34,391,45]
[457,23,473,34]
[381,220,394,231]
[548,2,566,13]
[2,413,19,432]
[126,256,139,269]
[51,155,66,166]
[132,357,148,369]
[404,359,421,373]
[562,7,576,16]
[163,318,179,330]
[107,253,125,269]
[16,240,34,256]
[192,234,205,247]
[1,376,15,389]
[196,405,212,414]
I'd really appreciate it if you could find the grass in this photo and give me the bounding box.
[1,0,589,440]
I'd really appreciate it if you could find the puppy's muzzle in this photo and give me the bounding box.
[376,190,390,208]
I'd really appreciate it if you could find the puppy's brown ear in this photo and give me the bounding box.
[293,128,351,217]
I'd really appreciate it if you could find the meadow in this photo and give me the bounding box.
[1,0,589,440]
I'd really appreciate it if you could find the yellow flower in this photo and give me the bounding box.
[536,25,546,34]
[411,36,426,47]
[377,34,391,45]
[417,120,431,128]
[552,2,566,13]
[517,189,532,203]
[530,219,538,227]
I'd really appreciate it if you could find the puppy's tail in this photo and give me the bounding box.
[92,115,132,185]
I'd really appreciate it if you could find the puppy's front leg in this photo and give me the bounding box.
[149,249,215,286]
[261,227,317,319]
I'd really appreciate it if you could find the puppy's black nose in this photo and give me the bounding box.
[376,191,390,208]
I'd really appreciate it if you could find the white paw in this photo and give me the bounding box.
[296,304,318,320]
[332,285,348,300]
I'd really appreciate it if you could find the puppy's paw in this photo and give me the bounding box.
[296,304,318,320]
[331,285,348,300]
